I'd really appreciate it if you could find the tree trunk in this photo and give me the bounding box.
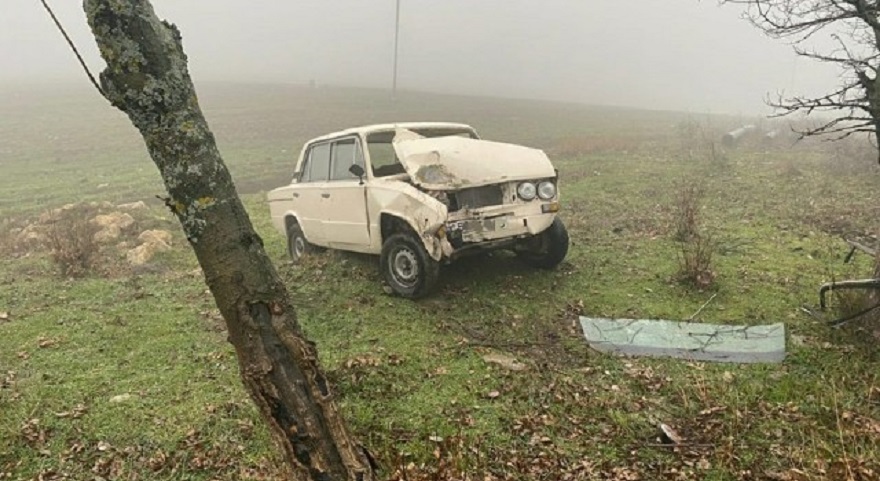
[83,1,374,479]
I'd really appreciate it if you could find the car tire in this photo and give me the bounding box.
[287,224,313,262]
[380,232,440,299]
[517,217,569,269]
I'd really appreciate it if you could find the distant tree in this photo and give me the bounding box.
[725,0,880,153]
[80,1,374,479]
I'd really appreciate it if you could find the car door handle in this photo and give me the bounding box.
[292,193,299,198]
[321,193,331,198]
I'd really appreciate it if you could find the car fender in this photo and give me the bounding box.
[368,181,453,261]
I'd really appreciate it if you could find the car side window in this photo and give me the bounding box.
[329,138,365,181]
[301,143,331,183]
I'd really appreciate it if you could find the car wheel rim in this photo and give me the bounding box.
[391,247,419,287]
[293,237,305,258]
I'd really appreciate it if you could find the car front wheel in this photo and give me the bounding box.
[380,232,440,298]
[287,224,313,262]
[517,217,569,269]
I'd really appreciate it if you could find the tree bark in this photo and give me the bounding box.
[83,1,374,479]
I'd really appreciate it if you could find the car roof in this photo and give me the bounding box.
[304,122,475,145]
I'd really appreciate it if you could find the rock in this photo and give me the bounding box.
[38,204,77,224]
[93,225,122,243]
[125,230,171,266]
[126,242,170,266]
[91,212,136,244]
[88,201,114,210]
[482,352,528,371]
[91,212,135,231]
[0,312,9,322]
[15,224,46,247]
[117,201,147,211]
[138,229,172,248]
[126,229,173,266]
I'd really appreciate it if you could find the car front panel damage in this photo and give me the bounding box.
[392,130,557,190]
[446,201,557,244]
[366,178,453,261]
[385,129,561,261]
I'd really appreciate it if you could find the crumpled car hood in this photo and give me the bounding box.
[392,130,556,190]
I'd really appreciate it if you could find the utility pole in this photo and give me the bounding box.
[392,0,400,100]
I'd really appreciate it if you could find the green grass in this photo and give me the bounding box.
[2,83,880,480]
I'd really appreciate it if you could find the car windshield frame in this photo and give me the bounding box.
[366,127,479,178]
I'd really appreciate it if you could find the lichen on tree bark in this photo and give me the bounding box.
[83,1,374,479]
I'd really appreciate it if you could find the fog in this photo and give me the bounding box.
[2,0,841,114]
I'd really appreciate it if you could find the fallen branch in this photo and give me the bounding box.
[688,293,718,321]
[643,443,715,448]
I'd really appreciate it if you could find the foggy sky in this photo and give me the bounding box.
[2,0,841,114]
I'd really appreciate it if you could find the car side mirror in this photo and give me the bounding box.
[349,164,365,183]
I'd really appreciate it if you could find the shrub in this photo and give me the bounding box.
[678,231,716,290]
[44,205,100,278]
[675,117,726,165]
[673,183,702,243]
[672,181,716,289]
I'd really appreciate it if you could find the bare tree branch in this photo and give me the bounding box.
[38,0,104,97]
[723,0,880,159]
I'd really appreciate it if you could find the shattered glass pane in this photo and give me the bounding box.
[579,317,786,364]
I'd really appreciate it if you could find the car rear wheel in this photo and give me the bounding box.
[287,224,313,263]
[380,232,440,298]
[517,217,569,269]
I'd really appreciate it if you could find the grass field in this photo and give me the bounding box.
[2,83,880,480]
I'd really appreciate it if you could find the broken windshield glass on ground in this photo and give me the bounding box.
[580,317,786,364]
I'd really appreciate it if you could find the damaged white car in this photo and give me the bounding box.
[268,122,569,298]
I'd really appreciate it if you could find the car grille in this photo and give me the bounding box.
[451,185,504,210]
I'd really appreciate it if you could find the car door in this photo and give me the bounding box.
[293,142,331,246]
[322,136,371,249]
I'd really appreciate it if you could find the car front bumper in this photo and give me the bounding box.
[431,201,560,259]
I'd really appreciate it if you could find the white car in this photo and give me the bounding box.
[268,122,569,298]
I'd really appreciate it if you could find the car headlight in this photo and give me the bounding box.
[537,181,557,200]
[517,182,537,201]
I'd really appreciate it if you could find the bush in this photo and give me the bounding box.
[672,181,716,289]
[675,117,726,165]
[678,231,716,290]
[44,205,100,278]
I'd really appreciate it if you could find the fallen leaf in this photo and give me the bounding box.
[659,423,683,444]
[699,406,725,416]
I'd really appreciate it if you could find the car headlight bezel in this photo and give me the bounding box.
[537,180,557,200]
[517,182,537,201]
